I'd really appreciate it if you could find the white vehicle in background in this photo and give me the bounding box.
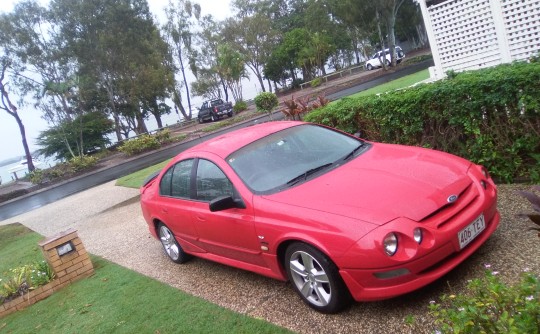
[365,46,405,70]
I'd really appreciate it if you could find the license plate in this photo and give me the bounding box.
[458,214,486,249]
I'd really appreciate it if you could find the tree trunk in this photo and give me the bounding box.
[220,77,229,102]
[0,70,35,172]
[152,99,163,128]
[177,46,193,116]
[375,9,387,71]
[14,113,35,172]
[256,71,266,93]
[386,12,397,66]
[267,78,272,93]
[112,111,122,142]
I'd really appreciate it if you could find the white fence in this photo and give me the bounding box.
[418,0,540,79]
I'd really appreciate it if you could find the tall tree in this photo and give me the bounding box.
[0,58,35,171]
[377,0,407,66]
[51,0,172,139]
[164,0,201,120]
[216,44,246,102]
[224,9,278,92]
[192,15,229,101]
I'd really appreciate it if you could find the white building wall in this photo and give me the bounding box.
[418,0,540,79]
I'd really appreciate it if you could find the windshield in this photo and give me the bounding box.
[227,124,367,194]
[211,99,224,106]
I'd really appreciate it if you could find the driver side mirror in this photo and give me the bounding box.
[209,196,246,212]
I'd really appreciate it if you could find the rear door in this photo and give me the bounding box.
[157,159,200,250]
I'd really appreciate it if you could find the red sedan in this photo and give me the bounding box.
[140,121,499,313]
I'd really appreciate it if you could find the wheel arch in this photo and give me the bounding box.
[276,237,338,273]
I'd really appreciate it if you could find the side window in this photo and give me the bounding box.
[159,167,174,196]
[196,159,234,202]
[171,159,194,198]
[160,160,194,198]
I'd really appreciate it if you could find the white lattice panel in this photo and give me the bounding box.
[428,0,502,73]
[501,0,540,61]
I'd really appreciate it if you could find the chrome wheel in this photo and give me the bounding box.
[211,114,217,122]
[157,223,190,264]
[289,251,331,307]
[367,64,373,71]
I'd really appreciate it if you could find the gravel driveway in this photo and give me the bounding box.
[2,181,539,333]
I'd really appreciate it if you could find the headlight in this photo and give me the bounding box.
[413,228,423,244]
[383,233,398,256]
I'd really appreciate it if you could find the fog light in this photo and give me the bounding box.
[413,228,423,244]
[481,167,489,178]
[383,233,398,256]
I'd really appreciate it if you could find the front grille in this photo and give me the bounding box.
[420,183,479,229]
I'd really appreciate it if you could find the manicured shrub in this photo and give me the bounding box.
[310,78,322,88]
[154,129,171,144]
[68,155,98,172]
[118,134,160,156]
[233,100,247,113]
[305,61,540,182]
[254,92,279,120]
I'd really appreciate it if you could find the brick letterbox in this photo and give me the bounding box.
[39,228,94,286]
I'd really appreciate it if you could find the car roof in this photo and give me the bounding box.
[185,121,302,158]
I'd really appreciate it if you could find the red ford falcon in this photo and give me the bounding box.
[140,121,499,313]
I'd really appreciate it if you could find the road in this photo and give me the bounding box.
[0,59,433,221]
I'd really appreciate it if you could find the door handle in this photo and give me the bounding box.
[161,208,168,213]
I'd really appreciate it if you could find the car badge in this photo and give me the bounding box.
[447,195,458,203]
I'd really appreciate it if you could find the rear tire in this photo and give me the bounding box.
[211,114,217,122]
[157,223,191,264]
[285,242,351,313]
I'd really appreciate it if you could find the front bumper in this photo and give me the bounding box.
[340,209,500,301]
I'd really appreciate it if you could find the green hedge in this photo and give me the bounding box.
[305,61,540,182]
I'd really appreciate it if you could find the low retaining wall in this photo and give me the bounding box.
[0,229,94,318]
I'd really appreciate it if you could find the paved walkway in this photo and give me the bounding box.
[2,181,538,333]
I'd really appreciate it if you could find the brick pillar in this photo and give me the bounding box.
[39,229,94,286]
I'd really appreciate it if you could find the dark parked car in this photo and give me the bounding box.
[197,99,233,123]
[140,121,499,313]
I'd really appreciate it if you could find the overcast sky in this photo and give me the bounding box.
[0,0,233,162]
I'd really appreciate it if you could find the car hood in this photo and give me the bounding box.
[263,143,472,225]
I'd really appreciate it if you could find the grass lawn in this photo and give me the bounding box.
[0,224,45,275]
[341,68,430,100]
[0,224,292,334]
[115,159,171,189]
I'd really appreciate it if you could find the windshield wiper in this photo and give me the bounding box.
[286,163,333,186]
[342,143,365,161]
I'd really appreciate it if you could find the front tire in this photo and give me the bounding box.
[157,223,191,264]
[198,116,203,124]
[285,243,351,313]
[366,63,373,71]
